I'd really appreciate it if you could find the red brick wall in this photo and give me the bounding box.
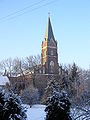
[41,39,59,74]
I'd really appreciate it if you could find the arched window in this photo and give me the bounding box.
[50,61,54,73]
[51,50,53,55]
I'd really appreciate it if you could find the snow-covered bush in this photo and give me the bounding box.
[71,99,90,120]
[0,89,26,120]
[21,86,40,107]
[45,91,72,120]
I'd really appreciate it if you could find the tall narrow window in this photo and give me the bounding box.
[50,61,54,73]
[51,50,53,55]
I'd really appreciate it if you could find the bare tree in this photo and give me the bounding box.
[0,62,3,75]
[24,54,41,70]
[0,58,13,77]
[13,57,24,76]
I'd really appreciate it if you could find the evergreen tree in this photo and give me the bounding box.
[42,76,59,104]
[45,91,72,120]
[0,89,26,120]
[0,90,6,118]
[68,63,80,99]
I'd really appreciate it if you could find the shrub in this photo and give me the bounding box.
[45,91,72,120]
[0,89,26,120]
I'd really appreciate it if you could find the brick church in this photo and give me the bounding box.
[9,16,61,95]
[7,16,88,99]
[41,16,59,74]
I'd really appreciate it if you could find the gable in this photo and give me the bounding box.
[49,38,57,47]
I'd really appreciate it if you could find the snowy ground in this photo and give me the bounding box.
[25,104,46,120]
[25,104,90,120]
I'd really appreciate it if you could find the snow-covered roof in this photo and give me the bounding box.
[17,69,34,77]
[0,76,10,86]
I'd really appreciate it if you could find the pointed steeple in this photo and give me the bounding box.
[45,16,55,41]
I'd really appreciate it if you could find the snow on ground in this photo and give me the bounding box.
[25,104,90,120]
[25,104,46,120]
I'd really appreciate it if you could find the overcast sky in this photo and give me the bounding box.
[0,0,90,69]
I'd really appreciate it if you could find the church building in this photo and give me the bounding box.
[9,16,60,95]
[7,16,89,101]
[41,16,59,74]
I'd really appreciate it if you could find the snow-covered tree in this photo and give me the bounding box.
[42,75,59,104]
[68,63,80,101]
[0,89,26,120]
[0,90,5,118]
[71,99,90,120]
[21,86,40,107]
[45,91,72,120]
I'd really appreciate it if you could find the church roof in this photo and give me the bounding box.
[45,16,55,41]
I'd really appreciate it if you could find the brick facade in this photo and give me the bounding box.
[41,17,59,74]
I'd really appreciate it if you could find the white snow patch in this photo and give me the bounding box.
[0,76,10,86]
[26,104,46,120]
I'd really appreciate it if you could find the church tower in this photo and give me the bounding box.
[41,16,59,74]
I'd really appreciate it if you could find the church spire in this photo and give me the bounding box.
[45,16,55,41]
